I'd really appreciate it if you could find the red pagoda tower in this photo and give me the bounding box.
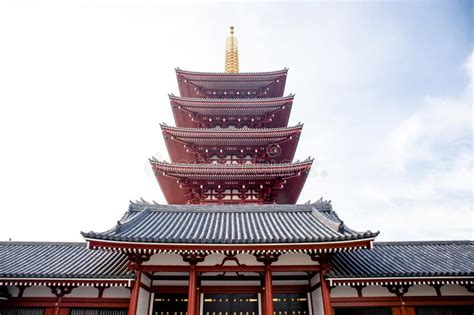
[152,26,312,205]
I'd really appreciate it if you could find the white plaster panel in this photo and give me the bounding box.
[23,286,56,297]
[273,253,315,266]
[103,287,131,298]
[441,285,474,296]
[7,286,19,298]
[362,285,394,297]
[137,287,150,315]
[404,285,436,297]
[309,273,320,287]
[310,287,323,315]
[330,286,358,298]
[67,286,98,298]
[201,281,260,286]
[141,273,152,287]
[144,253,188,266]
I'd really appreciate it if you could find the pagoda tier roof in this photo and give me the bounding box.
[0,242,133,287]
[149,159,313,204]
[175,68,288,98]
[170,95,293,128]
[150,158,312,178]
[161,124,302,163]
[82,200,378,253]
[328,241,474,286]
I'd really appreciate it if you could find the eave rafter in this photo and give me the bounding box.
[0,278,132,287]
[328,276,474,287]
[85,238,375,256]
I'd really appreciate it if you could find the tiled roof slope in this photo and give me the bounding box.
[0,242,133,279]
[82,201,378,244]
[328,241,474,278]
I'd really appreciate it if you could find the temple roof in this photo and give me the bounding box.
[161,124,302,138]
[169,94,294,107]
[327,241,474,285]
[150,159,313,204]
[162,124,302,164]
[175,68,288,98]
[82,201,378,246]
[170,95,293,128]
[0,242,133,286]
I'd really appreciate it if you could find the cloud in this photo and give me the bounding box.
[354,52,473,240]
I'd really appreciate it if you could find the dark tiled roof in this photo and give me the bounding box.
[329,241,474,278]
[0,242,133,279]
[82,201,378,244]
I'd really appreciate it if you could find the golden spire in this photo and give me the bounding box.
[225,26,239,73]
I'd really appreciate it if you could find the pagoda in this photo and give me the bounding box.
[154,26,311,205]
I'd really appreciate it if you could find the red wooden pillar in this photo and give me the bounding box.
[319,270,332,315]
[264,265,274,315]
[128,268,142,315]
[127,253,151,315]
[187,264,198,315]
[182,253,206,315]
[255,254,278,315]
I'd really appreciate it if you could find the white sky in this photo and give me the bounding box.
[0,1,472,242]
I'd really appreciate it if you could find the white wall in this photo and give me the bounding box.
[103,286,131,298]
[441,284,474,296]
[273,253,315,266]
[22,286,56,297]
[330,286,358,298]
[362,286,394,297]
[144,253,188,266]
[67,286,98,298]
[309,273,324,315]
[404,285,436,297]
[137,287,151,315]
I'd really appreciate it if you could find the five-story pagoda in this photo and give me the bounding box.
[153,26,311,205]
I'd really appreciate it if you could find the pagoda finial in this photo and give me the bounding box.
[225,26,239,73]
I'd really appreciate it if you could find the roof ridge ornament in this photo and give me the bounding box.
[225,26,239,73]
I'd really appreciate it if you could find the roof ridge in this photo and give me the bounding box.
[127,203,341,214]
[374,240,474,246]
[0,241,86,246]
